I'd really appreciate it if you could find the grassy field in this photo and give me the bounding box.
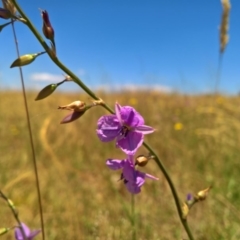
[0,91,240,240]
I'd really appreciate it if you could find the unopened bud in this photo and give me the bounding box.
[196,186,212,201]
[40,9,54,43]
[58,101,86,112]
[182,202,189,219]
[35,84,58,101]
[2,0,16,15]
[10,52,46,68]
[135,155,149,167]
[60,111,85,124]
[0,7,11,19]
[59,101,88,124]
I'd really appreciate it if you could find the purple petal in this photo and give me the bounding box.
[106,159,124,170]
[97,115,121,142]
[29,229,41,239]
[116,131,143,155]
[135,171,145,188]
[122,160,135,182]
[60,111,84,124]
[115,103,123,125]
[144,173,159,181]
[134,125,155,134]
[125,181,141,194]
[119,106,144,127]
[15,223,30,240]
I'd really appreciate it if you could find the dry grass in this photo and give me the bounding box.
[0,91,240,240]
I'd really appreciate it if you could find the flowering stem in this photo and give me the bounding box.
[11,1,194,239]
[143,142,194,240]
[0,191,27,240]
[131,194,136,240]
[10,17,45,240]
[11,0,113,114]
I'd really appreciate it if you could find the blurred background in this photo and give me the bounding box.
[0,1,240,240]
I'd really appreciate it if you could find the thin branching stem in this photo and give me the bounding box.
[143,143,194,240]
[0,190,27,240]
[131,194,136,240]
[10,19,45,240]
[11,1,194,239]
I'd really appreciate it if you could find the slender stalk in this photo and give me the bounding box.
[214,53,223,94]
[10,19,45,240]
[143,143,194,239]
[131,194,136,240]
[11,1,194,239]
[0,190,27,240]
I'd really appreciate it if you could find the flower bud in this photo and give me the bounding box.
[58,101,86,112]
[196,186,212,201]
[60,111,85,124]
[135,155,149,167]
[35,84,58,101]
[40,10,54,43]
[2,0,16,15]
[182,202,189,219]
[10,52,46,68]
[59,101,87,124]
[0,7,11,19]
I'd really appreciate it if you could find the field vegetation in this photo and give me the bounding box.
[0,91,240,239]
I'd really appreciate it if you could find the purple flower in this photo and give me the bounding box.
[106,155,158,194]
[97,103,154,155]
[15,223,41,240]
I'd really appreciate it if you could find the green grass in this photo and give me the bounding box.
[0,91,240,239]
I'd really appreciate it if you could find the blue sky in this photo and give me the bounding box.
[0,0,239,94]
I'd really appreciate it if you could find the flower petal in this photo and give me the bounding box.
[60,111,84,124]
[116,131,143,155]
[125,181,141,194]
[134,125,155,134]
[106,159,124,170]
[115,102,123,125]
[122,160,135,181]
[15,223,30,240]
[97,115,121,142]
[29,229,41,239]
[145,173,159,181]
[119,106,144,127]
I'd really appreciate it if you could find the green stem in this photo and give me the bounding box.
[10,17,45,240]
[143,142,194,240]
[0,191,27,240]
[131,194,136,240]
[12,1,194,239]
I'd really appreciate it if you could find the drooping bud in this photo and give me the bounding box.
[10,52,46,68]
[58,101,86,112]
[59,101,87,124]
[40,9,55,44]
[35,84,58,101]
[135,155,149,167]
[2,0,16,15]
[182,202,189,219]
[196,186,212,201]
[0,7,11,19]
[60,111,86,124]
